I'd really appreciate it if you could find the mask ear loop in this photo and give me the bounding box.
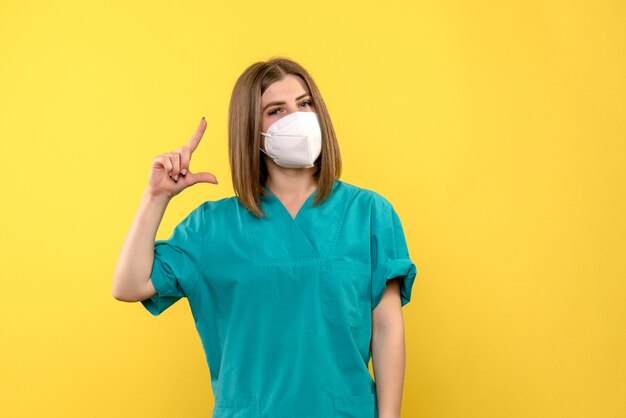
[259,146,271,157]
[259,131,272,156]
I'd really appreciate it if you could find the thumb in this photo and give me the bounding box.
[186,171,219,185]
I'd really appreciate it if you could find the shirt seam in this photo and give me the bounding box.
[188,202,205,297]
[327,186,359,259]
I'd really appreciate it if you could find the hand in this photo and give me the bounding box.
[146,117,218,199]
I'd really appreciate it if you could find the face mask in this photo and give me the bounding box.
[260,111,322,168]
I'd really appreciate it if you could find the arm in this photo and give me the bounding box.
[112,116,216,303]
[371,278,406,418]
[112,187,171,302]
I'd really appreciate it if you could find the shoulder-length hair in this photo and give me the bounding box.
[228,56,342,219]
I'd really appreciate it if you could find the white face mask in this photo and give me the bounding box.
[260,111,322,168]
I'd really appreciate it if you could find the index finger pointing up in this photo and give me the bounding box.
[187,116,207,154]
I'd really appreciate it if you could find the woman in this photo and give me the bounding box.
[112,57,418,418]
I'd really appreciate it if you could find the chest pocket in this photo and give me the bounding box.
[212,398,260,418]
[334,393,378,418]
[321,259,371,327]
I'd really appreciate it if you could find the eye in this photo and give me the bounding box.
[266,100,313,117]
[300,100,313,107]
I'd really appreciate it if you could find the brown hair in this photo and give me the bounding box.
[228,56,342,218]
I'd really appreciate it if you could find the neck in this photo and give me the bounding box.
[264,158,317,197]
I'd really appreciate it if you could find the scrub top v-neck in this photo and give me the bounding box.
[141,179,418,418]
[262,182,316,220]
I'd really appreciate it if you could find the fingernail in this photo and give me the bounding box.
[181,169,187,175]
[215,180,219,184]
[202,116,205,120]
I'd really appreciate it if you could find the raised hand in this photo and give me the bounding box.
[147,117,218,199]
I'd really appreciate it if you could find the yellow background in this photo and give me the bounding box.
[1,0,625,417]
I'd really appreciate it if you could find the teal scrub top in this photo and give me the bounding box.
[141,179,418,418]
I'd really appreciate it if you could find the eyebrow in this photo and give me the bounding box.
[262,93,311,111]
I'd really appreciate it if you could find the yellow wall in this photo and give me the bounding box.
[1,1,624,417]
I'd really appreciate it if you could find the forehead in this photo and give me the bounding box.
[261,74,310,103]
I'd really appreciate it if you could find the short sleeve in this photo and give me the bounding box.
[141,203,206,316]
[371,202,418,310]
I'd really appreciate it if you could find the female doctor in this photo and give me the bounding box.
[112,57,417,418]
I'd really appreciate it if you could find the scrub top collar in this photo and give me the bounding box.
[257,180,343,258]
[261,181,321,221]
